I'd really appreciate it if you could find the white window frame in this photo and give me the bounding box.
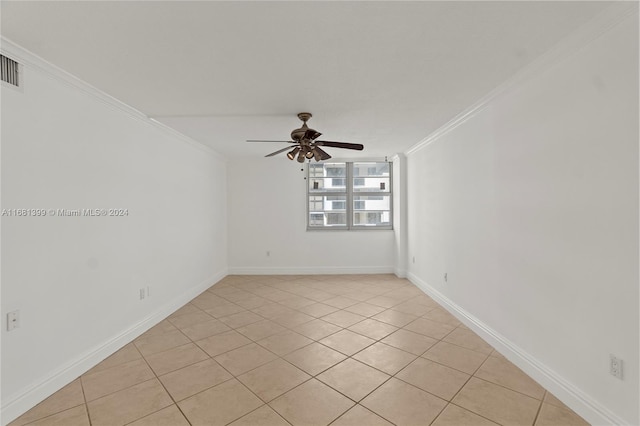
[307,161,393,231]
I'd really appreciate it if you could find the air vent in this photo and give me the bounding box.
[1,55,20,87]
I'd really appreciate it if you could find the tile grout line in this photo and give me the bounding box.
[159,290,320,425]
[427,402,452,426]
[78,376,94,426]
[94,324,529,426]
[13,402,88,426]
[417,340,492,426]
[125,351,187,426]
[214,279,403,424]
[223,403,294,426]
[345,300,545,424]
[144,297,296,424]
[132,308,246,426]
[18,275,568,426]
[447,401,505,426]
[531,391,547,426]
[263,375,357,426]
[81,345,147,424]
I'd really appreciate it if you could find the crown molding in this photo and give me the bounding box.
[405,2,639,156]
[0,37,227,162]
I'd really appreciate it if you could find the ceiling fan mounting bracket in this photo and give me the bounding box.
[297,112,312,123]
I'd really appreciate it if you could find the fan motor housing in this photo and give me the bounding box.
[291,127,305,141]
[291,126,318,142]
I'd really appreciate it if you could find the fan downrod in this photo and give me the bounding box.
[291,112,313,142]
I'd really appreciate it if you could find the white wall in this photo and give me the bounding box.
[227,158,395,274]
[406,12,638,425]
[1,44,228,423]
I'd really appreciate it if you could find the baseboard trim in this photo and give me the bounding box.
[406,272,627,426]
[394,268,407,278]
[1,269,227,426]
[227,266,395,275]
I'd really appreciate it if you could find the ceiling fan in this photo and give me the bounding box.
[247,112,364,162]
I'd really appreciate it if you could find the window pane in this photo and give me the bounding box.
[309,162,348,192]
[332,201,346,209]
[328,196,346,211]
[353,195,390,211]
[309,163,325,178]
[309,177,347,192]
[308,196,324,211]
[352,177,390,192]
[326,212,347,225]
[325,164,346,177]
[353,211,391,226]
[309,195,346,211]
[309,192,347,228]
[308,212,347,227]
[353,162,390,177]
[353,194,391,227]
[309,213,324,226]
[309,178,324,191]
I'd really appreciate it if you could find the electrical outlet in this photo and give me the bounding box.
[7,310,19,331]
[444,273,448,282]
[266,251,270,257]
[610,354,623,379]
[412,256,415,264]
[139,288,145,300]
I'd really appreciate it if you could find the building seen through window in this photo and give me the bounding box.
[307,162,392,230]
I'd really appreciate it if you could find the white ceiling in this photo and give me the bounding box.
[1,1,612,160]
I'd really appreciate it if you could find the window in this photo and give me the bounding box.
[307,162,392,230]
[332,201,346,209]
[309,213,324,226]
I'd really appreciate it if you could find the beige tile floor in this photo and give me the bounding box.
[10,274,590,426]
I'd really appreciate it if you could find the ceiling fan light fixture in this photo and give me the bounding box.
[312,148,322,162]
[314,146,331,161]
[286,147,300,160]
[248,112,363,161]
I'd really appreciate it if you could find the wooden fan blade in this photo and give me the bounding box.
[315,141,364,150]
[303,129,322,141]
[265,146,296,157]
[247,140,297,143]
